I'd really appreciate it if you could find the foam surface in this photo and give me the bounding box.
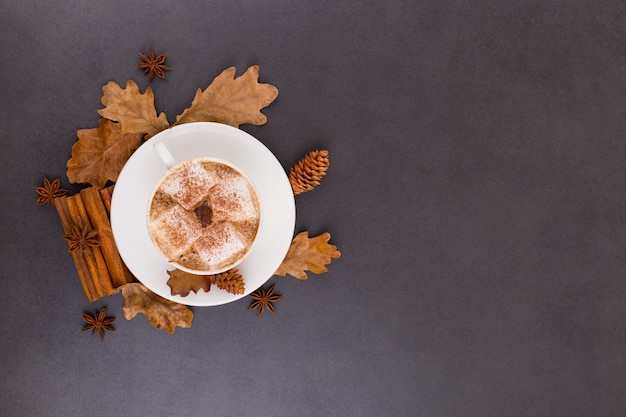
[147,158,260,272]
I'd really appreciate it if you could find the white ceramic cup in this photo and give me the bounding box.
[147,140,262,275]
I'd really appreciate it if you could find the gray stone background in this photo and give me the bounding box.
[2,1,625,416]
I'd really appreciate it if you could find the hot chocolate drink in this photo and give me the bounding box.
[147,157,261,274]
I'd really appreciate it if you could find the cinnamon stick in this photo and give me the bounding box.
[53,196,98,302]
[65,194,106,298]
[72,193,117,296]
[81,186,134,287]
[99,185,114,214]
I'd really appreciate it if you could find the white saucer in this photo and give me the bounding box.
[110,122,296,306]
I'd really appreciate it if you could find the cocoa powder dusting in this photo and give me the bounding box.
[193,200,212,227]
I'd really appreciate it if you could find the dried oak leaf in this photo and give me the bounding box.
[66,119,143,188]
[166,269,212,297]
[174,65,278,128]
[274,231,341,280]
[120,282,193,333]
[97,79,169,139]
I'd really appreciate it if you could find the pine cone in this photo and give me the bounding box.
[289,149,329,195]
[212,269,245,295]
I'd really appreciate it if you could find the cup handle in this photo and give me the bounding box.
[153,140,176,169]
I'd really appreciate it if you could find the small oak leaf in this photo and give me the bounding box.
[274,231,341,280]
[174,65,278,128]
[97,79,170,139]
[66,119,143,188]
[166,269,212,297]
[120,282,193,333]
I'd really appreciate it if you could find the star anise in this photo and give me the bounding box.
[137,47,171,80]
[35,177,68,205]
[248,283,281,317]
[81,308,115,341]
[63,223,99,252]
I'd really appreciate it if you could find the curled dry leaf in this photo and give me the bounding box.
[97,79,170,139]
[274,231,341,280]
[120,282,193,333]
[166,269,212,297]
[66,119,143,188]
[174,65,278,128]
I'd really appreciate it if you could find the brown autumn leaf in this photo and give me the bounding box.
[97,79,169,139]
[166,269,212,297]
[120,282,193,333]
[274,231,341,280]
[66,119,143,188]
[174,65,278,128]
